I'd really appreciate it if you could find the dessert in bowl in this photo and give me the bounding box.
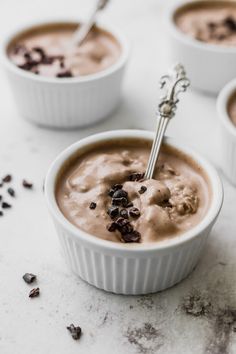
[217,78,236,186]
[2,20,128,128]
[45,130,223,295]
[166,0,236,94]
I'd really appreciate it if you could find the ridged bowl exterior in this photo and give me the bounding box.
[5,67,125,128]
[45,130,223,295]
[217,79,236,186]
[54,221,213,295]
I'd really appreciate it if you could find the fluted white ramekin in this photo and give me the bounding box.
[45,130,223,295]
[166,0,236,94]
[217,78,236,185]
[1,20,129,128]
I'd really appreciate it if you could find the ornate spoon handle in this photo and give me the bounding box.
[145,63,190,180]
[73,0,110,46]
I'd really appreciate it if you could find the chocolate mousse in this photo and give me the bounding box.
[227,92,236,126]
[175,1,236,46]
[56,139,210,244]
[8,23,121,77]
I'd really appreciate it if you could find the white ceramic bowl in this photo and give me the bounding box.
[1,20,129,128]
[217,78,236,185]
[166,0,236,94]
[45,129,223,295]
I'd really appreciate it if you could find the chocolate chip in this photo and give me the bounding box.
[113,189,128,199]
[56,71,73,78]
[129,207,140,218]
[7,188,15,197]
[18,60,38,71]
[89,202,96,210]
[108,184,123,197]
[120,209,128,219]
[121,230,141,243]
[23,273,36,284]
[29,287,40,298]
[2,202,11,209]
[32,47,45,58]
[67,324,82,340]
[112,184,123,190]
[129,172,144,181]
[138,186,147,194]
[2,175,12,183]
[24,52,32,61]
[126,202,134,208]
[106,222,117,232]
[22,180,33,189]
[107,206,119,219]
[112,197,128,207]
[224,16,236,31]
[41,56,54,65]
[0,183,3,187]
[0,195,2,201]
[0,211,3,216]
[116,217,133,235]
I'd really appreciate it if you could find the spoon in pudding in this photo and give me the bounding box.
[145,64,190,180]
[73,0,110,46]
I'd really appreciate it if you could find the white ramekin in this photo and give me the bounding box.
[217,78,236,185]
[1,20,129,128]
[166,0,236,94]
[45,129,223,295]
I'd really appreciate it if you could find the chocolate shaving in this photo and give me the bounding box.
[112,197,128,207]
[121,230,141,243]
[89,202,97,210]
[2,202,11,209]
[107,222,117,232]
[29,287,40,298]
[23,273,36,284]
[7,188,15,197]
[2,175,12,183]
[112,189,128,199]
[116,217,133,235]
[129,207,140,218]
[223,16,236,31]
[138,186,147,194]
[107,206,119,219]
[22,180,33,189]
[129,172,144,181]
[56,71,73,78]
[120,208,129,219]
[67,324,82,340]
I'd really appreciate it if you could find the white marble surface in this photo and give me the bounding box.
[1,0,236,353]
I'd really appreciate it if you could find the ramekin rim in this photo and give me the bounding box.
[217,78,236,137]
[166,0,236,54]
[1,18,129,84]
[44,129,223,253]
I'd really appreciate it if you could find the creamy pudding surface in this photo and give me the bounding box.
[175,1,236,46]
[56,139,211,244]
[227,92,236,126]
[8,23,121,77]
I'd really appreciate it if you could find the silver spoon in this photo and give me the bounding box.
[145,63,190,180]
[73,0,110,46]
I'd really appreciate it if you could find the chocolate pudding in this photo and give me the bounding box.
[8,23,121,77]
[56,139,211,244]
[227,92,236,126]
[175,1,236,46]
